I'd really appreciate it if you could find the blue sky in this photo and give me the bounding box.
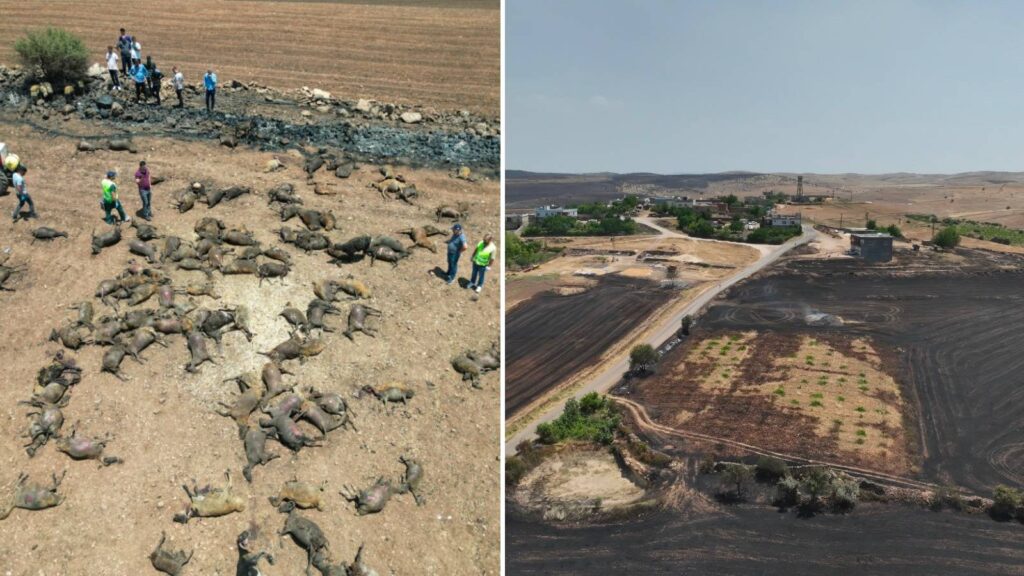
[507,0,1024,174]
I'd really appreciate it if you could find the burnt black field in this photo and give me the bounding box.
[699,257,1024,493]
[508,505,1024,575]
[505,275,673,418]
[508,255,1024,573]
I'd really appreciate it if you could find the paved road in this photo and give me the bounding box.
[506,223,818,454]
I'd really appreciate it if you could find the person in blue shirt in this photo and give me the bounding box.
[10,165,36,222]
[444,223,468,285]
[204,69,217,112]
[130,59,149,102]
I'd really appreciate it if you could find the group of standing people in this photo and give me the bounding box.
[99,160,153,225]
[105,28,216,111]
[445,223,497,293]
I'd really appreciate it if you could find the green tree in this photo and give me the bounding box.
[885,224,902,238]
[933,226,961,248]
[14,27,88,87]
[629,344,660,374]
[720,464,753,500]
[866,219,877,230]
[688,220,716,239]
[722,194,739,209]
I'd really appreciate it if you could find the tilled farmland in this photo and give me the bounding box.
[504,275,674,419]
[0,0,500,116]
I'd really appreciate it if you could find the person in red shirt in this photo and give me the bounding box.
[134,160,153,221]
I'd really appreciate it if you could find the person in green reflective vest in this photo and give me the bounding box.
[101,170,129,224]
[468,233,496,293]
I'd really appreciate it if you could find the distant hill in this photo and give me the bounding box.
[506,170,1024,208]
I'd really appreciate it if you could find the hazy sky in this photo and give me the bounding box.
[507,0,1024,174]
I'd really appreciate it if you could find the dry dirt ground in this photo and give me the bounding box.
[0,123,499,575]
[510,445,647,522]
[0,0,499,116]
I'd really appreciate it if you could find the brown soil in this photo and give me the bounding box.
[0,122,499,574]
[0,0,499,115]
[631,330,916,476]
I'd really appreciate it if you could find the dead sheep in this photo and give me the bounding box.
[280,509,330,576]
[150,531,194,576]
[54,423,122,466]
[173,470,246,523]
[30,227,68,242]
[91,226,122,255]
[0,471,66,520]
[269,479,327,512]
[343,304,381,340]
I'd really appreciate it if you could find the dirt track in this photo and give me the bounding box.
[0,122,500,574]
[505,275,674,419]
[0,0,499,115]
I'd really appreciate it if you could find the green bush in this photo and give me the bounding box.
[14,27,88,87]
[506,232,562,269]
[866,219,877,230]
[506,456,528,486]
[747,225,802,245]
[990,485,1023,520]
[755,455,789,480]
[933,226,961,249]
[776,475,800,506]
[885,224,902,238]
[536,393,620,445]
[629,344,660,375]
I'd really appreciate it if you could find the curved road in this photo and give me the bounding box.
[506,222,818,454]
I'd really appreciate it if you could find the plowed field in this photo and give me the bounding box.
[0,0,499,115]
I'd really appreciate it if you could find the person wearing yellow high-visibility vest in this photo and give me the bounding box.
[101,170,129,225]
[468,233,496,293]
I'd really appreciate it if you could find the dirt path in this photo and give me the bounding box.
[612,396,937,491]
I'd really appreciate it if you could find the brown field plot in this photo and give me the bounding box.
[634,330,915,476]
[0,0,499,115]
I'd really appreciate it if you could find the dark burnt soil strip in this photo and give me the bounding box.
[505,275,675,419]
[507,506,1024,576]
[699,257,1024,493]
[0,77,499,170]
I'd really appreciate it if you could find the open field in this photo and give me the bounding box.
[0,0,499,115]
[0,122,499,574]
[631,330,914,476]
[508,504,1024,575]
[672,253,1024,493]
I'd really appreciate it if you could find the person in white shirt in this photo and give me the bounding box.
[172,67,185,108]
[130,40,141,62]
[105,46,121,90]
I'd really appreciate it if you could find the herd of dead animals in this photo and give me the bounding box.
[1,169,498,574]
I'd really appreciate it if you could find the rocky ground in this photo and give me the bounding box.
[0,64,499,171]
